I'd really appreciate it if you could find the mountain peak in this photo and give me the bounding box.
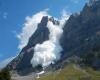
[88,0,99,6]
[49,17,60,25]
[40,16,48,25]
[6,16,61,75]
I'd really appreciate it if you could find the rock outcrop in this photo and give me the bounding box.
[61,0,100,57]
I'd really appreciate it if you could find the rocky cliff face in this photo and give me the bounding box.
[61,0,100,58]
[60,0,100,70]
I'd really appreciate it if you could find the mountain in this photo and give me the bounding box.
[6,0,100,77]
[7,16,50,75]
[61,0,100,59]
[6,16,61,75]
[60,0,100,69]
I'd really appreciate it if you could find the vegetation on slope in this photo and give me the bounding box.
[0,69,11,80]
[38,64,100,80]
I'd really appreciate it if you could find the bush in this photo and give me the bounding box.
[0,69,11,80]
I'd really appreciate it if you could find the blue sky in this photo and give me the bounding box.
[0,0,89,62]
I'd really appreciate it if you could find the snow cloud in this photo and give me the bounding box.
[18,9,70,68]
[31,21,63,67]
[31,10,70,67]
[17,9,49,49]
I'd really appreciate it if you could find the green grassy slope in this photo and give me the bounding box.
[38,64,100,80]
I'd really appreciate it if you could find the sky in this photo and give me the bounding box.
[0,0,89,62]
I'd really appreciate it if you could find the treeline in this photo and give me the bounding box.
[0,69,11,80]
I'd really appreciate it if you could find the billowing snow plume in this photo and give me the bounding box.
[17,10,48,49]
[18,9,70,68]
[31,21,63,67]
[31,12,69,67]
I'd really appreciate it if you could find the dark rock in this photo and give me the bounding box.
[60,0,100,58]
[60,0,100,70]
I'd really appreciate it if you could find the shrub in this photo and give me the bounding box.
[0,69,11,80]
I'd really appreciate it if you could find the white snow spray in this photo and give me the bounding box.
[31,18,68,67]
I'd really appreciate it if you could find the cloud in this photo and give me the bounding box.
[17,9,49,49]
[17,9,70,50]
[0,57,15,69]
[3,12,8,19]
[71,0,80,4]
[60,9,70,22]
